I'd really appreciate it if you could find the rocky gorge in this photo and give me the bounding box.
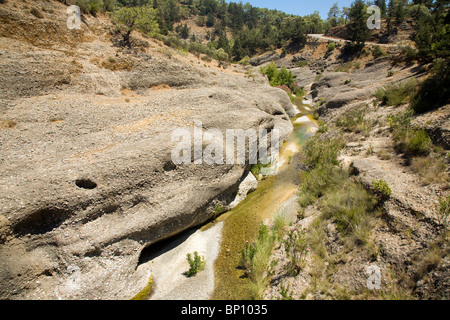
[0,0,295,299]
[0,0,449,301]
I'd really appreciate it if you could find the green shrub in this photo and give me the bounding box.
[298,166,347,208]
[411,58,450,114]
[399,45,418,61]
[372,45,386,58]
[403,128,432,156]
[374,78,418,106]
[320,179,377,245]
[186,251,206,277]
[336,105,371,136]
[282,226,309,275]
[260,63,295,87]
[372,179,392,201]
[77,0,103,16]
[325,42,335,58]
[334,62,354,73]
[238,55,251,65]
[387,110,432,156]
[301,136,344,170]
[239,221,281,299]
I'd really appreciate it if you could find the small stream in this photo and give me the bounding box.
[136,101,318,300]
[211,103,318,299]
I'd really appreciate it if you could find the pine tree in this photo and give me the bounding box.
[374,0,387,17]
[348,0,371,45]
[328,2,341,27]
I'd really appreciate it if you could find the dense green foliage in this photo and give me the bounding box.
[72,0,326,61]
[70,0,449,109]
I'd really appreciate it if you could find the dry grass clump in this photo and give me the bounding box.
[91,56,134,71]
[411,156,449,187]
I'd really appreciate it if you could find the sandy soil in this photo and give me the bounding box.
[138,222,223,300]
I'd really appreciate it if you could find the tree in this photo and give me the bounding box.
[374,0,387,17]
[113,5,159,47]
[206,12,216,27]
[217,32,230,55]
[342,7,351,24]
[232,35,248,61]
[411,0,450,113]
[328,2,341,27]
[348,0,371,45]
[176,23,190,39]
[387,0,408,28]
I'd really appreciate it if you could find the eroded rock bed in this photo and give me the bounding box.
[0,1,295,299]
[0,0,449,301]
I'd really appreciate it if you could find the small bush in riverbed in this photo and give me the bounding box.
[186,251,206,277]
[283,226,309,275]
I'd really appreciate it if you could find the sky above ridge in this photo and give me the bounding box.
[241,0,356,19]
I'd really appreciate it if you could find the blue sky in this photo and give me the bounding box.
[242,0,355,19]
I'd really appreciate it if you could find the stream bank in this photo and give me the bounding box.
[211,103,318,300]
[131,101,317,300]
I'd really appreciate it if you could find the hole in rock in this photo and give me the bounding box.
[14,207,70,236]
[136,228,196,268]
[75,179,97,189]
[163,161,177,172]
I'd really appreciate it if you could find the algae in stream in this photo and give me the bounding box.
[212,114,317,300]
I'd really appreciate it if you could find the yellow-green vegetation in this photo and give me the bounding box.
[282,225,309,275]
[294,131,389,299]
[435,196,450,239]
[131,276,154,300]
[211,173,298,299]
[211,176,276,300]
[335,105,372,136]
[371,45,386,59]
[334,61,361,73]
[387,110,432,156]
[374,77,418,106]
[412,241,449,289]
[387,110,449,187]
[186,252,206,277]
[299,134,380,248]
[411,155,449,187]
[239,219,287,299]
[372,179,392,201]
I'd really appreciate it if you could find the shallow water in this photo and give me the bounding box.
[211,104,318,300]
[135,103,317,300]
